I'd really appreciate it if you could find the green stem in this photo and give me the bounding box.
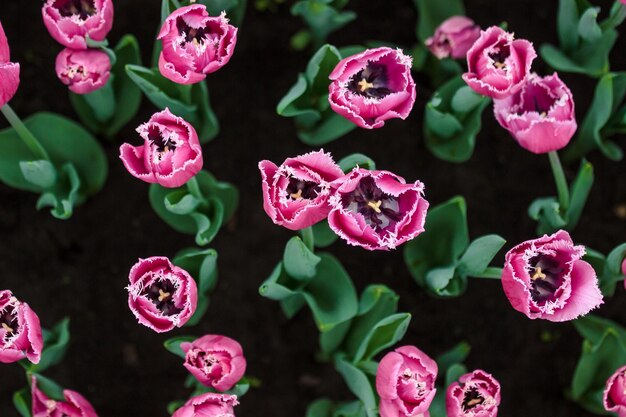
[186,175,203,199]
[548,151,570,211]
[471,267,503,279]
[1,105,50,161]
[300,226,314,251]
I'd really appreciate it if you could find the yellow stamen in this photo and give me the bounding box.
[163,145,170,153]
[192,37,201,47]
[494,61,506,69]
[367,200,382,213]
[158,289,171,302]
[1,323,13,333]
[467,398,483,407]
[290,189,303,200]
[357,79,374,92]
[540,112,547,117]
[531,267,546,281]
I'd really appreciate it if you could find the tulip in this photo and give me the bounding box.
[328,168,429,250]
[172,393,238,417]
[328,47,416,129]
[55,48,111,94]
[0,21,20,108]
[42,0,114,49]
[604,365,626,417]
[0,290,43,364]
[425,16,481,60]
[446,370,501,417]
[32,376,98,417]
[127,256,198,333]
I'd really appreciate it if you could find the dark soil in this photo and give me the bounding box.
[1,1,625,416]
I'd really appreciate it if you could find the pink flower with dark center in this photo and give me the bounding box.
[328,47,416,129]
[425,16,481,60]
[158,5,238,84]
[328,168,429,251]
[119,109,203,188]
[126,257,198,333]
[32,376,98,417]
[446,370,501,417]
[0,21,20,108]
[182,334,247,391]
[0,290,43,364]
[172,393,238,417]
[376,346,438,417]
[501,230,603,322]
[259,150,344,231]
[55,48,111,94]
[463,26,536,99]
[42,0,114,49]
[493,73,576,154]
[604,365,626,417]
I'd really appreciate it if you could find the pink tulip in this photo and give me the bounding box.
[119,109,203,188]
[446,370,501,417]
[55,48,111,94]
[604,366,626,417]
[501,230,603,322]
[42,0,114,49]
[158,5,238,85]
[328,168,429,251]
[0,21,20,108]
[259,150,344,231]
[182,334,247,391]
[328,47,416,129]
[463,26,536,99]
[425,16,481,60]
[493,73,576,154]
[0,290,43,364]
[32,376,98,417]
[126,257,198,333]
[172,393,238,417]
[376,346,438,417]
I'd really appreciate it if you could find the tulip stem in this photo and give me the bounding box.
[548,151,570,211]
[187,176,203,199]
[300,226,314,251]
[1,105,50,161]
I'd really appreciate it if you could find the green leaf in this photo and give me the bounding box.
[164,336,197,359]
[458,235,506,276]
[565,160,593,229]
[291,2,356,47]
[312,220,339,248]
[190,80,220,143]
[352,313,411,363]
[573,314,626,345]
[298,111,357,145]
[30,318,70,373]
[557,0,580,51]
[306,399,334,417]
[19,160,57,189]
[578,7,602,43]
[451,86,483,113]
[165,191,201,215]
[414,0,465,42]
[31,373,65,402]
[13,389,31,417]
[283,236,322,280]
[436,341,471,377]
[167,400,186,415]
[528,197,567,235]
[306,44,343,96]
[607,243,626,275]
[338,153,376,173]
[173,248,218,326]
[259,262,298,300]
[319,320,352,356]
[334,355,377,417]
[445,363,468,387]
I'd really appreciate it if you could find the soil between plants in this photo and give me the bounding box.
[1,1,625,416]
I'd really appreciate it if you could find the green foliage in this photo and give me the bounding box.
[173,248,219,326]
[291,0,356,50]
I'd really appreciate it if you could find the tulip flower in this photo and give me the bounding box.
[55,48,111,94]
[604,365,626,417]
[493,73,576,154]
[127,256,198,333]
[501,230,603,322]
[376,346,438,417]
[328,47,416,129]
[328,168,429,250]
[158,5,238,84]
[172,393,238,417]
[463,26,536,99]
[0,290,43,364]
[42,0,114,49]
[446,370,501,417]
[0,21,19,108]
[425,16,481,60]
[119,109,203,188]
[32,376,98,417]
[259,150,344,231]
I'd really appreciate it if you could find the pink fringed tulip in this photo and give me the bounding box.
[55,48,111,94]
[494,73,576,154]
[259,150,344,231]
[0,22,19,108]
[42,0,114,49]
[182,334,247,391]
[172,393,238,417]
[158,5,238,84]
[463,26,536,99]
[0,290,43,364]
[32,376,98,417]
[328,169,429,251]
[328,47,416,129]
[376,346,438,417]
[604,366,626,417]
[446,370,501,417]
[425,16,481,60]
[501,230,603,322]
[119,109,203,188]
[126,257,198,333]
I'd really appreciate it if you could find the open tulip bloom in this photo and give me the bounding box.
[425,16,481,60]
[0,290,43,364]
[55,48,111,94]
[446,370,501,417]
[32,376,98,417]
[328,47,416,129]
[605,365,626,417]
[172,392,238,417]
[42,0,114,49]
[0,22,19,108]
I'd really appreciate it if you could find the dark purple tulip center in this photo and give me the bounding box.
[342,177,401,231]
[147,125,176,154]
[528,255,564,304]
[177,18,211,46]
[348,62,393,99]
[462,387,485,411]
[0,305,19,341]
[286,177,320,201]
[55,0,96,20]
[519,86,555,117]
[488,43,510,70]
[143,279,182,316]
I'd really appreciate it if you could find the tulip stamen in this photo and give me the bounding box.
[367,200,383,213]
[158,289,171,302]
[290,189,303,200]
[494,61,506,69]
[531,267,547,281]
[1,322,13,333]
[358,79,375,92]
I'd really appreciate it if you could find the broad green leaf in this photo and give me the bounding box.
[436,341,471,377]
[334,355,377,417]
[164,336,197,359]
[451,86,483,113]
[414,0,465,41]
[312,220,339,248]
[165,191,201,215]
[173,248,218,326]
[291,1,356,48]
[259,262,299,301]
[577,7,602,43]
[298,111,357,145]
[29,318,70,373]
[445,363,468,387]
[31,373,65,402]
[19,160,57,189]
[607,243,626,275]
[338,153,376,172]
[565,160,593,230]
[352,313,411,363]
[283,236,322,280]
[573,314,626,345]
[167,400,186,415]
[305,44,343,96]
[306,399,334,417]
[557,0,580,51]
[458,235,506,276]
[320,320,352,356]
[13,389,31,417]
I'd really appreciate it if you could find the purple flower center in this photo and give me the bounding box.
[519,86,556,117]
[147,125,176,154]
[0,305,18,341]
[462,387,485,411]
[54,0,96,20]
[142,279,182,316]
[528,255,564,304]
[177,18,211,47]
[341,177,401,231]
[488,43,510,70]
[286,177,320,201]
[348,62,393,99]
